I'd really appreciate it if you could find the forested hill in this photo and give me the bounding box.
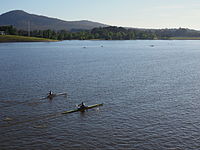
[0,10,107,31]
[152,28,200,38]
[1,10,200,40]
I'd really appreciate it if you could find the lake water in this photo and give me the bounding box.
[1,40,200,149]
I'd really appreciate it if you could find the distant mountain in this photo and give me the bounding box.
[0,10,108,31]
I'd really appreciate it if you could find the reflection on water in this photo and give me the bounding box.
[1,40,200,149]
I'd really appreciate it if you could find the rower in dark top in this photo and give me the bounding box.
[78,102,86,110]
[47,90,53,99]
[49,90,53,96]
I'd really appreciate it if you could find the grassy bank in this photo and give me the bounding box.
[168,37,200,40]
[0,35,58,43]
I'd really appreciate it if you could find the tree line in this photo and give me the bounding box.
[1,25,200,40]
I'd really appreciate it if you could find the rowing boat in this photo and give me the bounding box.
[62,103,103,114]
[46,93,67,99]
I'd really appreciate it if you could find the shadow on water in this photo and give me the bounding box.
[0,111,63,128]
[0,93,67,109]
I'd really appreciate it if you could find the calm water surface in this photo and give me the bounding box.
[1,40,200,149]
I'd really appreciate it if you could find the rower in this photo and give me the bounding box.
[49,91,52,95]
[78,102,86,110]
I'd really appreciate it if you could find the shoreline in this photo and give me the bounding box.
[1,35,200,43]
[0,35,58,43]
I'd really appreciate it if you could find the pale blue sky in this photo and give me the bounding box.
[1,0,200,29]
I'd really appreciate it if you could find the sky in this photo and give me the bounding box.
[1,0,200,30]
